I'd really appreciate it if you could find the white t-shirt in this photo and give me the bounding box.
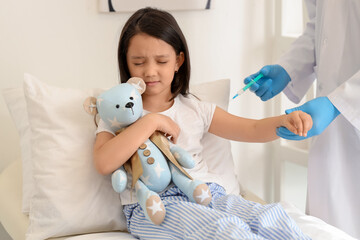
[96,94,222,205]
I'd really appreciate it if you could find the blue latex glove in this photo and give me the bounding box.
[276,97,340,140]
[244,64,291,101]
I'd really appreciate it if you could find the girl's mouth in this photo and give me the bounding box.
[145,81,159,87]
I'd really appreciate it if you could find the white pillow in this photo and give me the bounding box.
[2,87,33,214]
[23,74,126,240]
[190,79,240,195]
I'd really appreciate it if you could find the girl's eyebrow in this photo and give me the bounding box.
[156,54,170,58]
[130,54,170,59]
[130,56,145,59]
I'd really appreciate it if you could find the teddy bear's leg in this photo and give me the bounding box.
[135,180,166,225]
[169,145,195,169]
[111,166,127,193]
[169,163,212,206]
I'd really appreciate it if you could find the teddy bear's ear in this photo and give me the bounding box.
[127,77,146,94]
[83,97,98,116]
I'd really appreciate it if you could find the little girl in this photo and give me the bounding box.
[94,7,312,240]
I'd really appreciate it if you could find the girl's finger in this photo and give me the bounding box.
[291,112,303,136]
[301,112,313,137]
[284,117,298,135]
[287,124,298,135]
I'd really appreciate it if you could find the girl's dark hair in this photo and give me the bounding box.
[118,7,191,98]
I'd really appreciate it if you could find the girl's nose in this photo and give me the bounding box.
[144,62,157,78]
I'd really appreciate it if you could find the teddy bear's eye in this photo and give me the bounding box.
[129,97,134,100]
[116,104,120,108]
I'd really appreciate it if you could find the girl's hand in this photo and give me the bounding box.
[145,113,180,143]
[282,111,313,137]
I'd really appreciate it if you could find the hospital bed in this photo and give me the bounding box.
[0,75,356,240]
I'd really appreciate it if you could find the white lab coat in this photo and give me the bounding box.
[277,0,360,238]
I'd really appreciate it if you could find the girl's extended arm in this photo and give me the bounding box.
[209,107,312,143]
[93,113,180,175]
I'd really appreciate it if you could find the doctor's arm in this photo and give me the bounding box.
[278,69,360,140]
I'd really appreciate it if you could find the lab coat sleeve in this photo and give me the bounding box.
[328,70,360,131]
[277,0,317,104]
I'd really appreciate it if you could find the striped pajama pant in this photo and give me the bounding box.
[123,183,311,240]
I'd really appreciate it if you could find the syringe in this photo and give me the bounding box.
[232,73,264,100]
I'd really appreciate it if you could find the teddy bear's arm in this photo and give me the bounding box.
[169,145,195,169]
[150,131,193,180]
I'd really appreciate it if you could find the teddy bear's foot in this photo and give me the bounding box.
[111,167,127,193]
[145,195,166,225]
[193,183,212,206]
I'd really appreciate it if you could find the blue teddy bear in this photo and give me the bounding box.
[95,77,212,225]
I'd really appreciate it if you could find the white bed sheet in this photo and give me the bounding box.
[65,232,135,240]
[280,201,356,240]
[0,160,356,240]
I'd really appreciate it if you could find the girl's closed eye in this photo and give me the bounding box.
[130,56,145,66]
[156,56,170,65]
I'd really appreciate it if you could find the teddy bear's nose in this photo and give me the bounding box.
[125,102,134,108]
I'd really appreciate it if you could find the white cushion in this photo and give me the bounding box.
[0,159,29,240]
[2,88,33,214]
[190,79,240,195]
[3,73,238,240]
[23,74,126,240]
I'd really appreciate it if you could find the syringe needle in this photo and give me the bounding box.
[232,73,263,100]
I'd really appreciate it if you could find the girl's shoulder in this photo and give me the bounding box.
[176,94,216,115]
[177,93,205,107]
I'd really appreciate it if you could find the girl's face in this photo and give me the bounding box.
[126,33,184,98]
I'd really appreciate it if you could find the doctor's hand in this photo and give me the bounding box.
[244,64,291,101]
[276,97,340,140]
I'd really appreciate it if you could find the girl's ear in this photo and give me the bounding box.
[175,52,185,72]
[127,77,146,94]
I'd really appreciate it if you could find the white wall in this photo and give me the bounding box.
[0,0,277,201]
